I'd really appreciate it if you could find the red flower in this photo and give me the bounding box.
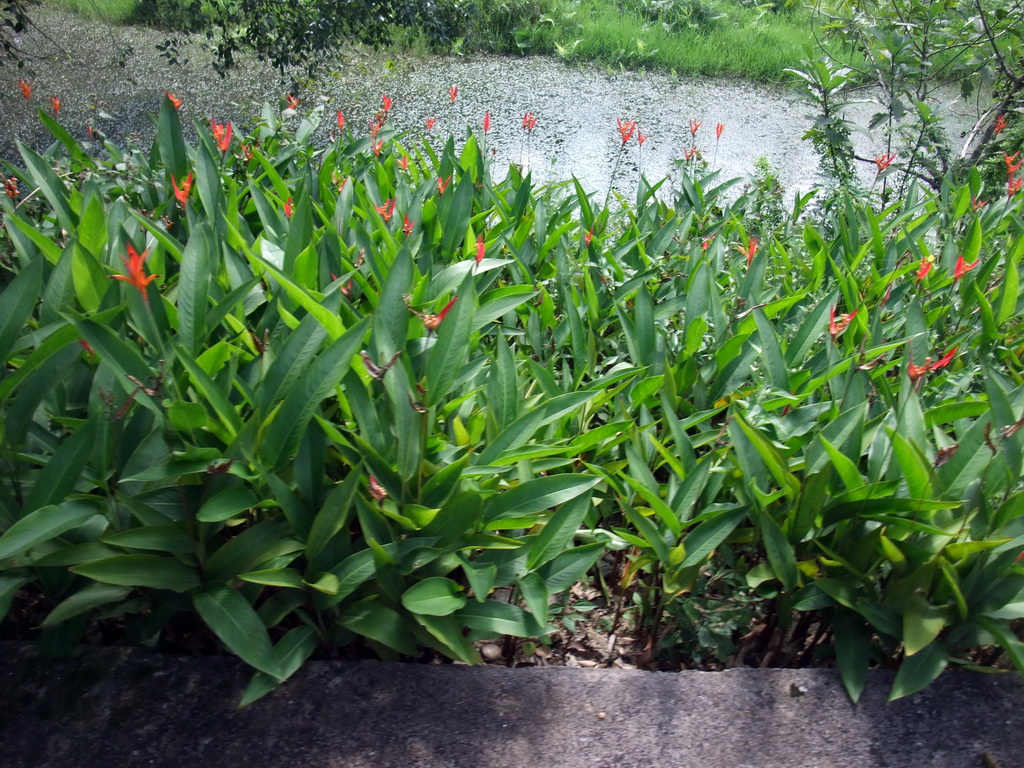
[164,91,182,109]
[382,93,392,112]
[916,257,933,282]
[716,122,724,140]
[475,235,485,264]
[689,119,702,136]
[50,96,61,116]
[1009,177,1023,197]
[171,172,194,207]
[241,143,254,161]
[994,114,1007,134]
[369,475,388,502]
[284,197,293,218]
[112,243,159,299]
[637,130,648,147]
[972,196,987,212]
[437,176,452,195]
[584,229,593,247]
[211,119,232,153]
[426,117,437,131]
[684,146,698,161]
[616,117,636,145]
[953,255,979,280]
[399,155,409,172]
[337,110,345,131]
[828,306,858,337]
[737,237,758,267]
[522,112,538,133]
[1005,152,1022,176]
[376,198,395,222]
[875,153,897,173]
[449,86,458,103]
[4,176,18,200]
[483,111,490,133]
[286,93,299,110]
[412,297,458,332]
[908,347,957,380]
[403,214,414,236]
[702,235,714,250]
[371,139,383,156]
[18,79,31,101]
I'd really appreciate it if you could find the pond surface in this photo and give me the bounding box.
[3,8,979,198]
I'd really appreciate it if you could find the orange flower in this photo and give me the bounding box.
[483,111,490,133]
[437,175,451,195]
[908,347,957,381]
[828,306,858,337]
[410,297,458,332]
[284,197,293,218]
[616,117,636,145]
[382,93,392,112]
[371,139,383,156]
[994,114,1007,134]
[449,86,458,103]
[210,119,232,153]
[285,93,299,110]
[337,110,345,131]
[684,146,698,161]
[689,118,702,136]
[171,172,194,206]
[953,255,979,280]
[475,234,485,264]
[163,91,182,110]
[399,155,409,172]
[403,214,414,237]
[18,79,31,101]
[112,244,159,299]
[426,117,437,131]
[637,130,648,147]
[585,229,593,247]
[971,196,987,212]
[916,256,933,282]
[716,122,724,140]
[522,112,538,133]
[1010,177,1023,197]
[376,198,395,222]
[875,153,897,173]
[50,96,61,116]
[369,475,388,502]
[737,237,758,267]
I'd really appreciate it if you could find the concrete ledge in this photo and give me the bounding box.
[1,641,1021,768]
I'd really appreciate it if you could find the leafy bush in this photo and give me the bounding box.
[1,96,1023,706]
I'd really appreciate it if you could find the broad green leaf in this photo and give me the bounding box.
[833,610,871,703]
[459,599,546,637]
[903,593,949,656]
[888,640,948,701]
[240,625,317,706]
[195,586,282,678]
[42,583,132,628]
[72,555,199,592]
[527,492,593,569]
[425,277,476,408]
[0,256,43,365]
[239,568,306,589]
[401,577,467,616]
[680,507,748,568]
[197,487,260,523]
[485,474,601,524]
[0,500,99,560]
[339,599,419,656]
[761,514,797,591]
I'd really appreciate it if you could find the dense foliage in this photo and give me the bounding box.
[1,96,1023,706]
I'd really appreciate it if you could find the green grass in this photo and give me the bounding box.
[547,0,813,81]
[41,0,818,80]
[47,0,141,22]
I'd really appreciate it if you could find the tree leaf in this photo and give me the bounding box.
[194,585,282,678]
[401,577,467,616]
[72,555,199,592]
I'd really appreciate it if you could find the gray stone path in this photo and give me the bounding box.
[1,641,1021,767]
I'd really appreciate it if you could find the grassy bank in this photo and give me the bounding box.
[43,0,816,80]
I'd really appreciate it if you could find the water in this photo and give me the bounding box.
[2,7,979,198]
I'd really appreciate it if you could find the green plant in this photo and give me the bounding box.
[1,93,1023,709]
